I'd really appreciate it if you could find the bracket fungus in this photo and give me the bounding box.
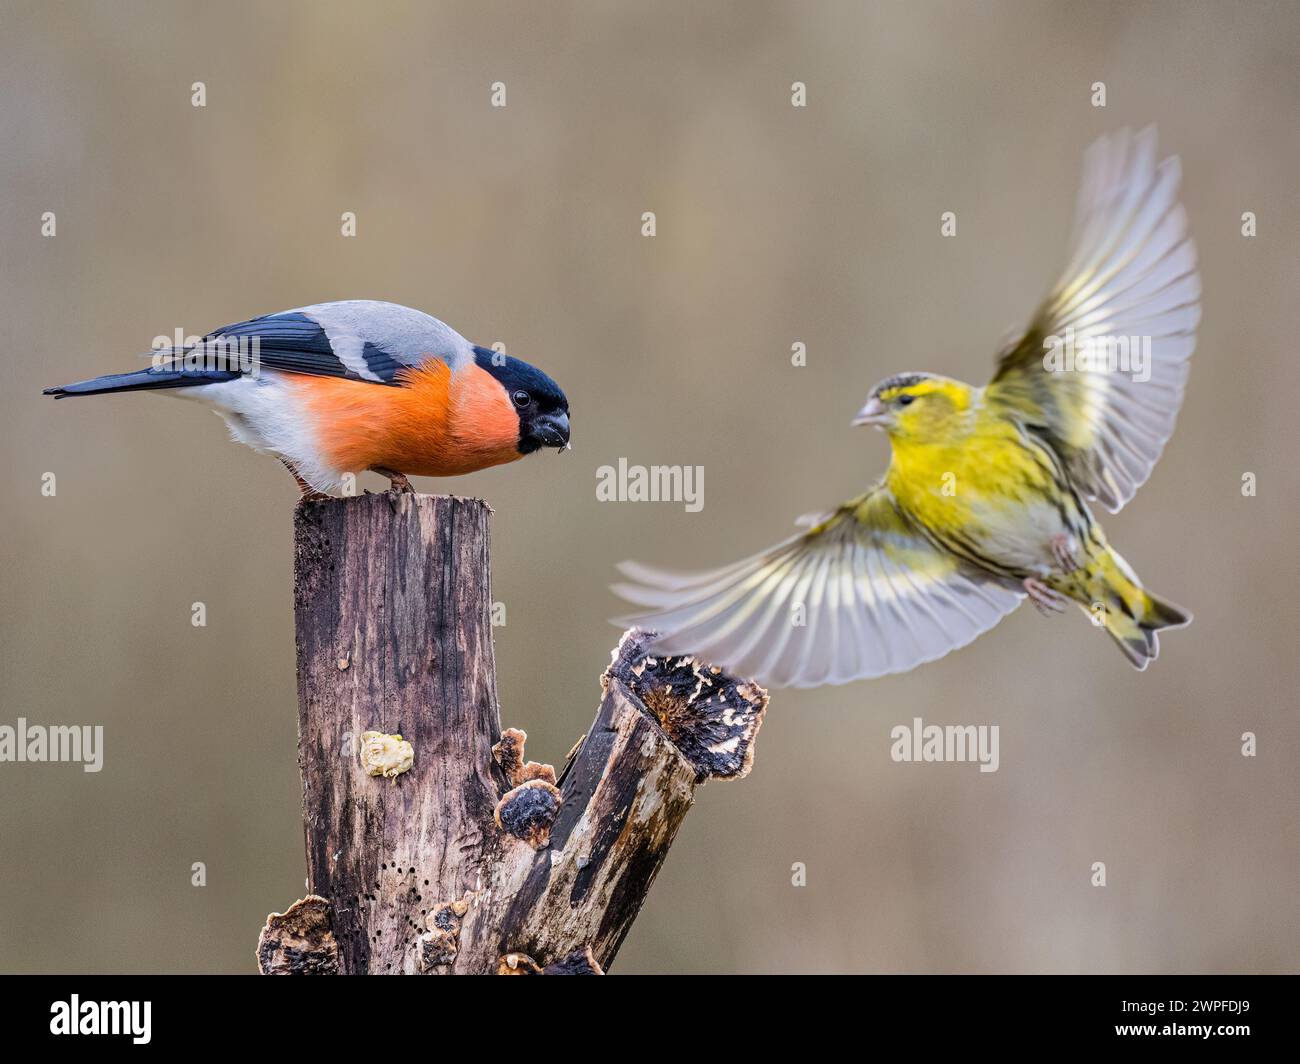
[493,727,557,786]
[496,946,604,975]
[419,895,471,970]
[494,778,563,849]
[256,895,339,975]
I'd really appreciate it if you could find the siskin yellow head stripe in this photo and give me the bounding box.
[878,377,971,409]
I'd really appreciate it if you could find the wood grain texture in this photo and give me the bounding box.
[285,494,766,975]
[293,492,504,974]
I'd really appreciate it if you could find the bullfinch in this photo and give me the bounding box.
[44,300,571,494]
[614,128,1195,685]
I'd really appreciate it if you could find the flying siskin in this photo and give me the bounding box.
[614,128,1196,686]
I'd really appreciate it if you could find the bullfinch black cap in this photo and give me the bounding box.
[473,346,570,453]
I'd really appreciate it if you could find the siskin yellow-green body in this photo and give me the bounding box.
[878,374,1188,667]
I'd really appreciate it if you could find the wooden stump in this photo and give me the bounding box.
[263,492,766,975]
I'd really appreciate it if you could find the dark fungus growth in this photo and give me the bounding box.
[494,779,563,849]
[256,896,339,975]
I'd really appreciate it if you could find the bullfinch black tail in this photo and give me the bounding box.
[44,366,240,398]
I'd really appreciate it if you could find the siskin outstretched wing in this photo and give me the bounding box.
[611,484,1023,687]
[986,127,1200,513]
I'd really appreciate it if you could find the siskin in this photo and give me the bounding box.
[614,128,1196,686]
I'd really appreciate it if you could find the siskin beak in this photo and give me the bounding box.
[852,396,888,428]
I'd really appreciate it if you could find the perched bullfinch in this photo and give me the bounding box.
[44,300,571,494]
[614,128,1196,686]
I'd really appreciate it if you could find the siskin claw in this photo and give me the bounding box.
[1051,533,1081,573]
[1024,577,1069,616]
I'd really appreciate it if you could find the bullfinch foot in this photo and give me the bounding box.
[372,467,415,494]
[281,458,328,501]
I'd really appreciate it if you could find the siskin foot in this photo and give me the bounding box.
[1024,576,1069,616]
[1051,533,1081,573]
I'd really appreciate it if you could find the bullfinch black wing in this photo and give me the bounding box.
[203,300,477,384]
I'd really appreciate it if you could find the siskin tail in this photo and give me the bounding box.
[1085,547,1192,670]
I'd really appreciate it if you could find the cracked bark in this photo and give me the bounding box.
[261,492,765,975]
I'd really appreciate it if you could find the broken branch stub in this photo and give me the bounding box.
[604,630,766,782]
[452,628,767,973]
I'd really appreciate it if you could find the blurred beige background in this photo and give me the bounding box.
[2,0,1297,973]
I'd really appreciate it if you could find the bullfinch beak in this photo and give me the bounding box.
[852,396,888,428]
[529,410,570,451]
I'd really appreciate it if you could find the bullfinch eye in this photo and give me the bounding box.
[512,390,531,408]
[897,394,915,407]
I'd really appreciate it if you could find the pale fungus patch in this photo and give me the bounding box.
[359,731,414,779]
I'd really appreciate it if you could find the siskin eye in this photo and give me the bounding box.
[897,394,915,407]
[512,390,531,408]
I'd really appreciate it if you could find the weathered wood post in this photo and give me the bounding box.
[256,492,766,975]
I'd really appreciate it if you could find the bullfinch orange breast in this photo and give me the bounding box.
[43,300,571,494]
